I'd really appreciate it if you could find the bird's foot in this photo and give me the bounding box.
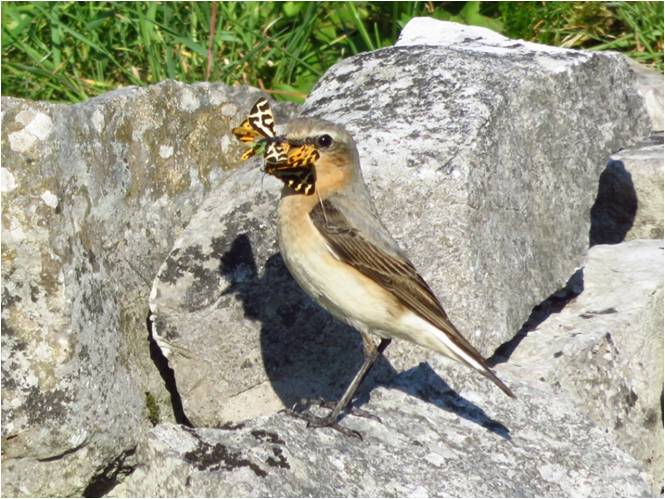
[284,398,383,439]
[316,399,382,423]
[285,408,363,439]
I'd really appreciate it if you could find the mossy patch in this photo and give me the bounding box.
[145,391,160,426]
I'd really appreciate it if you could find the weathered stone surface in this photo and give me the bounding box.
[1,82,297,496]
[140,238,661,498]
[396,16,508,47]
[397,17,662,133]
[150,20,651,428]
[623,56,664,132]
[109,377,651,497]
[509,239,664,495]
[590,133,664,245]
[304,26,650,358]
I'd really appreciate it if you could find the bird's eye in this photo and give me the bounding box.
[317,134,333,148]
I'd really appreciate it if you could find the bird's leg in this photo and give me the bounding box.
[315,400,380,422]
[287,337,391,439]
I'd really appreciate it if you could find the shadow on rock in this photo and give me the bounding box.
[488,268,584,367]
[219,233,510,438]
[589,159,637,246]
[393,363,511,440]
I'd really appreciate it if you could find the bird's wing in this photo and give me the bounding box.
[309,198,514,397]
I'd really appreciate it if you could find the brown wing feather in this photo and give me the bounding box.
[310,199,514,398]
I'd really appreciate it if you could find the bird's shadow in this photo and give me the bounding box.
[219,233,510,440]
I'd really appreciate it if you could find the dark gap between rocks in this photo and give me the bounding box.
[146,313,193,427]
[589,158,637,246]
[487,269,584,366]
[82,315,192,497]
[588,132,664,247]
[82,447,136,498]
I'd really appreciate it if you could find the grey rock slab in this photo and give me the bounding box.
[149,165,284,426]
[150,22,651,428]
[109,378,651,497]
[397,17,662,133]
[623,56,664,132]
[591,133,664,244]
[509,239,664,495]
[303,28,650,358]
[396,16,510,47]
[1,81,296,496]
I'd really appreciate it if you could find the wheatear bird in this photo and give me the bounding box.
[264,117,515,437]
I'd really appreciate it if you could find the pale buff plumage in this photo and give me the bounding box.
[272,118,513,436]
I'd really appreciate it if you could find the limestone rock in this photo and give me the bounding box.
[303,25,650,358]
[0,81,297,496]
[150,19,651,428]
[590,133,664,244]
[509,239,664,494]
[623,56,664,132]
[109,380,651,497]
[397,17,662,133]
[396,16,509,47]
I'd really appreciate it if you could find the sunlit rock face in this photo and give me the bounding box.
[1,81,297,497]
[2,17,660,498]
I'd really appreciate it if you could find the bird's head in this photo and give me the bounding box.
[267,118,361,197]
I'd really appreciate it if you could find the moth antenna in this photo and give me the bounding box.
[316,186,329,226]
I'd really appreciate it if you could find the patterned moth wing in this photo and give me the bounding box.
[232,116,263,161]
[265,143,320,195]
[283,168,316,195]
[232,118,260,144]
[264,143,319,173]
[264,141,290,166]
[287,144,320,169]
[231,97,288,164]
[232,118,260,160]
[268,166,317,195]
[247,97,275,136]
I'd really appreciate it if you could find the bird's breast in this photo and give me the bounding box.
[276,195,404,333]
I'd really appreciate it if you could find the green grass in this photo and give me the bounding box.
[2,2,663,104]
[499,1,664,67]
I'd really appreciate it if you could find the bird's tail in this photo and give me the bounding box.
[418,318,516,398]
[477,363,515,398]
[445,339,516,398]
[445,338,515,398]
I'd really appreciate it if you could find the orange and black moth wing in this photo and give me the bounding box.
[286,143,320,169]
[232,97,288,164]
[264,143,319,195]
[232,97,275,142]
[270,167,316,195]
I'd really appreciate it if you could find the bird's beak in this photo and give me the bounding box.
[262,140,319,195]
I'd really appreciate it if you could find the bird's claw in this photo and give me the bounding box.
[284,407,363,440]
[316,400,382,423]
[290,397,381,422]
